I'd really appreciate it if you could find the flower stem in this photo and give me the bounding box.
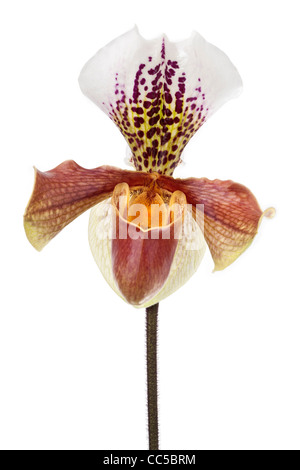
[146,303,159,450]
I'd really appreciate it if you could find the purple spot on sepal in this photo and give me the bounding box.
[149,115,160,126]
[164,93,172,104]
[146,92,158,100]
[161,132,171,145]
[167,60,179,69]
[158,150,167,159]
[175,100,183,114]
[148,64,160,75]
[165,76,173,86]
[161,40,165,59]
[147,128,157,139]
[147,106,159,117]
[167,68,175,78]
[161,117,174,126]
[135,107,144,115]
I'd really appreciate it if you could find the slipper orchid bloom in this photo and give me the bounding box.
[24,28,274,308]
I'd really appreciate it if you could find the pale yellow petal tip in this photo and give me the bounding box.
[263,207,276,219]
[258,206,276,228]
[212,260,235,273]
[212,240,254,273]
[23,219,46,252]
[212,207,276,273]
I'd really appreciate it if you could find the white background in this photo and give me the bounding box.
[0,0,299,450]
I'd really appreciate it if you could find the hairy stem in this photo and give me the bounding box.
[146,303,159,450]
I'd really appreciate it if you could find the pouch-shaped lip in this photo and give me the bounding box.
[110,185,186,305]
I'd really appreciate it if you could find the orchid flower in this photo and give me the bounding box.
[24,28,274,449]
[24,27,273,308]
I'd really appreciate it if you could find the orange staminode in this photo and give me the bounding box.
[128,190,168,229]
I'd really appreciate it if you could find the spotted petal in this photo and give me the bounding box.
[79,27,242,176]
[156,174,275,270]
[24,160,153,251]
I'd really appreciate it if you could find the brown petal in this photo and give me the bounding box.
[24,160,152,251]
[157,174,274,270]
